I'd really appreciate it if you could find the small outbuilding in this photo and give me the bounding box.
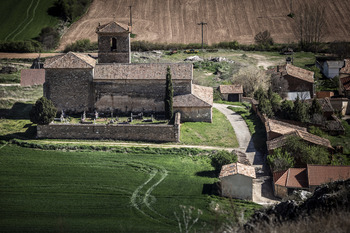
[219,162,256,200]
[218,84,243,102]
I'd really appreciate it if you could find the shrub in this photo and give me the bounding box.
[64,39,97,52]
[165,67,173,120]
[211,151,237,171]
[0,40,42,53]
[267,148,295,172]
[29,97,57,125]
[254,30,274,46]
[36,27,60,50]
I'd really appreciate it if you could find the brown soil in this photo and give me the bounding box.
[57,0,350,51]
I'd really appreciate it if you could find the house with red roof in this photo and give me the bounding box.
[273,165,350,198]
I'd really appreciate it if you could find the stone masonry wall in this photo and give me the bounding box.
[174,107,212,123]
[98,34,130,63]
[44,68,94,113]
[20,69,45,86]
[37,112,181,142]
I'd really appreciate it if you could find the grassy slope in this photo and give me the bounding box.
[180,108,238,148]
[0,0,58,41]
[0,144,260,232]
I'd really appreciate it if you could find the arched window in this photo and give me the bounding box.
[111,37,117,51]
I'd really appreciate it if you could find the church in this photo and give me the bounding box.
[44,21,213,122]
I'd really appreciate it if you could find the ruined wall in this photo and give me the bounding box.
[174,107,212,123]
[44,68,94,113]
[98,34,130,63]
[20,69,45,86]
[37,112,181,142]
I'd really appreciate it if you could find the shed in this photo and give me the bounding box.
[218,84,243,102]
[323,60,344,78]
[219,162,256,200]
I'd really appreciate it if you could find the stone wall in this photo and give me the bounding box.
[44,68,94,113]
[284,75,314,97]
[174,107,212,123]
[220,174,253,200]
[37,112,181,142]
[20,69,45,86]
[98,34,130,63]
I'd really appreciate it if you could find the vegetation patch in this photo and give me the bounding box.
[180,108,238,148]
[0,144,260,232]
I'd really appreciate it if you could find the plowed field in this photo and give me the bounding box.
[56,0,350,50]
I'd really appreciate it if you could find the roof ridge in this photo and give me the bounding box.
[286,169,290,186]
[70,52,94,68]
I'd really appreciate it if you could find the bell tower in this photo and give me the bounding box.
[96,21,131,63]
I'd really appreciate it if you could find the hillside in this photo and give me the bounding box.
[0,0,58,41]
[58,0,350,50]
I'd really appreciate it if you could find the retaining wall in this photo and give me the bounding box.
[37,113,181,142]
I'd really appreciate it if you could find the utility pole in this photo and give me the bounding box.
[129,5,132,33]
[197,22,207,50]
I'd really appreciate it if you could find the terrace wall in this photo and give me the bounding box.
[37,113,181,142]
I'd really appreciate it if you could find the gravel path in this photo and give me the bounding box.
[214,103,279,205]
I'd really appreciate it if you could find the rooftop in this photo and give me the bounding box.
[173,94,211,108]
[96,21,129,33]
[44,52,96,69]
[94,63,193,80]
[218,84,243,94]
[305,98,334,113]
[307,165,350,186]
[266,118,307,136]
[341,76,350,91]
[284,64,314,83]
[325,60,344,67]
[219,162,256,179]
[275,168,308,188]
[192,84,213,106]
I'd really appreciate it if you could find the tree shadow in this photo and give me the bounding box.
[196,170,217,178]
[0,102,33,119]
[201,182,221,195]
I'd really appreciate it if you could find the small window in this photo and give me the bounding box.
[111,37,117,51]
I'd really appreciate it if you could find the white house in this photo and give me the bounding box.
[323,60,344,78]
[219,162,256,200]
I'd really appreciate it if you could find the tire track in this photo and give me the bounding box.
[5,0,34,41]
[12,0,41,40]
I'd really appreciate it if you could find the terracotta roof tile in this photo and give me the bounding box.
[340,59,350,74]
[285,64,314,83]
[307,165,350,186]
[173,94,211,107]
[192,84,213,106]
[340,76,350,91]
[275,168,308,188]
[219,162,256,179]
[94,63,192,80]
[305,98,334,113]
[44,52,96,69]
[96,21,129,33]
[266,118,307,136]
[267,130,333,151]
[218,85,243,94]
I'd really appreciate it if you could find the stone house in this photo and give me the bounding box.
[219,162,256,200]
[273,165,350,198]
[44,21,213,122]
[218,84,243,102]
[273,64,314,100]
[340,76,350,98]
[339,59,350,79]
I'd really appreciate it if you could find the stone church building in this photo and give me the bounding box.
[44,22,213,122]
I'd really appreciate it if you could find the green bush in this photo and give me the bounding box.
[63,39,97,52]
[0,40,42,52]
[29,97,57,125]
[211,150,237,171]
[49,0,92,22]
[267,148,294,172]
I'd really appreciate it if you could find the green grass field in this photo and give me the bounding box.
[0,144,260,232]
[0,0,58,41]
[180,108,238,148]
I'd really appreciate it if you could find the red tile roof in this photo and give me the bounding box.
[218,84,243,94]
[340,76,350,91]
[307,165,350,186]
[285,64,314,83]
[219,162,256,179]
[275,168,308,188]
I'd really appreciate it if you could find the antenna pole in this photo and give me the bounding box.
[197,22,207,50]
[129,5,132,33]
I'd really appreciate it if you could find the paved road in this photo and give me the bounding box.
[214,103,279,205]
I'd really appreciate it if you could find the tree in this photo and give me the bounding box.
[36,27,60,50]
[268,92,282,114]
[280,100,294,120]
[293,96,309,123]
[234,66,268,97]
[165,67,173,120]
[270,73,289,98]
[254,86,266,102]
[267,148,295,172]
[254,30,274,46]
[309,98,324,124]
[211,151,237,172]
[30,97,57,125]
[259,96,274,117]
[295,3,326,51]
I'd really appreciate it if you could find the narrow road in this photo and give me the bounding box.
[214,103,279,205]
